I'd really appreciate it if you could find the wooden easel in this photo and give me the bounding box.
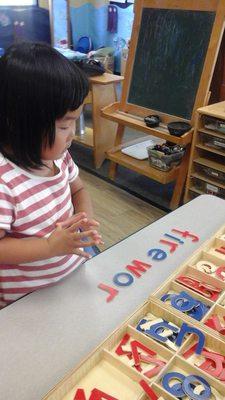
[101,0,225,210]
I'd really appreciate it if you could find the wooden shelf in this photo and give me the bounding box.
[197,101,225,119]
[185,102,225,203]
[198,127,225,140]
[73,127,94,148]
[102,102,193,146]
[106,148,179,184]
[196,143,225,157]
[89,73,124,85]
[189,185,205,195]
[193,157,225,173]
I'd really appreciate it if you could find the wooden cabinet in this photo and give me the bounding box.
[184,102,225,202]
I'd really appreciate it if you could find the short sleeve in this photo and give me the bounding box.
[65,151,79,183]
[0,182,14,231]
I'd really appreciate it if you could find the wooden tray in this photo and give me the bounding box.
[43,224,225,399]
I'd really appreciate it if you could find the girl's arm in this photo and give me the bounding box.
[0,217,100,264]
[70,175,94,219]
[52,177,102,243]
[0,235,53,264]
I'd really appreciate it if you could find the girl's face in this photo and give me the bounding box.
[41,105,83,160]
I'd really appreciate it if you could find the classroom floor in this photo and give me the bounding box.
[79,169,166,250]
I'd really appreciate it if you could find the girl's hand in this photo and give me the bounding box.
[47,219,103,259]
[56,212,103,245]
[57,212,100,232]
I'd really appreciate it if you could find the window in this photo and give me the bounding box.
[0,1,37,5]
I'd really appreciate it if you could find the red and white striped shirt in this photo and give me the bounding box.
[0,151,84,308]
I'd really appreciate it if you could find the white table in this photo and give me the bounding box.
[0,195,225,400]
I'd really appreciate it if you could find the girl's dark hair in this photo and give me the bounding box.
[0,42,89,169]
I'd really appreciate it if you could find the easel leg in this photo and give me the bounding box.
[108,124,125,180]
[169,144,191,210]
[108,161,118,180]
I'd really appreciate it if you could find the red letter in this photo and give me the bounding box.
[98,283,119,302]
[73,389,87,400]
[172,229,199,242]
[90,389,118,400]
[126,259,152,277]
[215,246,225,256]
[130,340,156,366]
[159,239,178,253]
[139,380,158,399]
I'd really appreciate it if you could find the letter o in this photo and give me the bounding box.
[113,272,134,287]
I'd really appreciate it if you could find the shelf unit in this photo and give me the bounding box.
[184,101,225,202]
[102,102,193,210]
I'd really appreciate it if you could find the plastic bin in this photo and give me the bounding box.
[147,148,185,171]
[193,177,225,198]
[200,133,225,152]
[195,164,225,183]
[203,116,225,134]
[90,47,115,73]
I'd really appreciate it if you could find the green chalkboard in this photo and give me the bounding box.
[128,8,215,120]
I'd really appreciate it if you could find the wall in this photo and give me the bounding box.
[52,0,69,46]
[0,5,51,49]
[70,0,134,72]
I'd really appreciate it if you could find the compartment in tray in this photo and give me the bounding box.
[145,384,175,400]
[110,325,172,381]
[139,383,176,400]
[156,356,225,399]
[45,350,145,400]
[206,237,225,261]
[189,251,225,283]
[173,266,223,302]
[180,325,225,382]
[217,226,225,241]
[199,132,225,152]
[128,299,204,352]
[192,177,225,198]
[194,163,225,184]
[220,292,225,307]
[153,280,211,321]
[204,304,225,339]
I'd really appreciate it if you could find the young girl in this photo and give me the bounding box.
[0,42,103,308]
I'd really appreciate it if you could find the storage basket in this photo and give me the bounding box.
[147,148,185,171]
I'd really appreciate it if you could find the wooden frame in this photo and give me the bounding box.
[101,0,225,210]
[43,224,225,399]
[120,0,225,122]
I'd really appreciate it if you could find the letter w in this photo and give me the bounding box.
[126,259,151,278]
